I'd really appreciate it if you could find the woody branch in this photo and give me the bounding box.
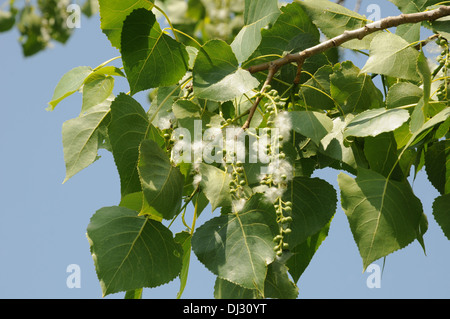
[241,5,450,130]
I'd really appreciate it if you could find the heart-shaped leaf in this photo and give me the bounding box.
[361,32,420,81]
[192,193,278,292]
[193,39,259,102]
[87,206,182,296]
[121,8,189,95]
[338,168,424,270]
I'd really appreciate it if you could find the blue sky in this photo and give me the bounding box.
[0,0,449,299]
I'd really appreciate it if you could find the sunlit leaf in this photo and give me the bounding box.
[87,206,182,297]
[61,97,112,183]
[98,0,154,49]
[338,168,424,270]
[48,66,93,110]
[299,0,378,50]
[231,0,280,63]
[361,32,420,81]
[121,8,189,94]
[193,39,259,102]
[343,108,410,139]
[192,194,278,292]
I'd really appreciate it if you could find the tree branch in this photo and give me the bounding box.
[241,5,450,130]
[242,63,278,129]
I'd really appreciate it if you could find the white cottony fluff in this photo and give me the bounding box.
[264,186,284,203]
[268,159,293,184]
[192,174,202,188]
[232,198,247,213]
[157,112,176,130]
[274,111,292,141]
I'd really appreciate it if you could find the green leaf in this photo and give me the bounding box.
[363,132,405,181]
[388,0,442,13]
[429,16,450,41]
[61,98,112,183]
[264,260,299,299]
[124,289,143,299]
[138,139,184,220]
[119,191,163,221]
[396,22,421,43]
[284,177,337,248]
[121,9,189,95]
[298,0,377,50]
[319,115,358,170]
[86,206,182,297]
[286,221,331,283]
[17,5,48,56]
[410,52,432,132]
[298,65,335,110]
[172,99,217,136]
[425,140,449,195]
[81,0,99,17]
[149,85,181,128]
[214,278,260,299]
[343,108,411,139]
[108,94,161,197]
[0,8,17,32]
[48,66,93,110]
[98,0,154,49]
[361,32,421,81]
[174,231,192,299]
[417,51,432,102]
[330,61,384,114]
[91,65,125,78]
[81,73,114,114]
[230,0,281,63]
[289,111,333,146]
[247,2,327,87]
[197,163,232,212]
[192,193,278,292]
[386,82,423,109]
[338,168,424,270]
[193,39,259,102]
[405,107,450,148]
[433,194,450,240]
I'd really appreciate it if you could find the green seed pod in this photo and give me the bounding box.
[273,235,283,242]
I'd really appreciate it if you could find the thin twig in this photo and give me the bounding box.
[414,33,439,50]
[241,5,450,129]
[242,63,278,129]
